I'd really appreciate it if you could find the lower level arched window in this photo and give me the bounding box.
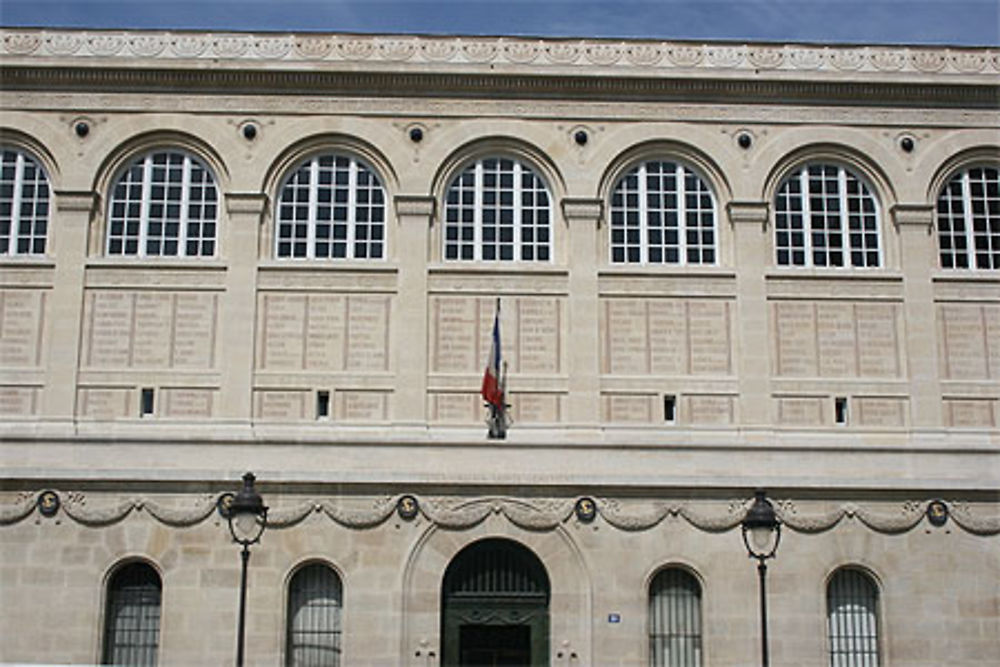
[286,563,343,667]
[827,568,881,666]
[649,567,702,667]
[102,561,161,666]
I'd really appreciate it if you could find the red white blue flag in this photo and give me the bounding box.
[481,301,504,409]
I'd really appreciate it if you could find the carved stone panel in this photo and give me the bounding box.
[602,297,733,376]
[430,392,479,423]
[82,290,219,370]
[602,394,655,423]
[258,293,390,372]
[429,295,563,375]
[254,390,309,420]
[938,304,998,380]
[161,388,215,419]
[0,386,38,416]
[338,390,389,421]
[0,289,46,368]
[77,388,131,418]
[944,399,996,427]
[510,393,562,423]
[855,397,907,427]
[777,397,825,425]
[686,394,734,424]
[772,300,902,378]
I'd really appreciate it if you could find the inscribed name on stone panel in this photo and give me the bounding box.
[83,291,133,367]
[305,294,346,371]
[254,390,308,420]
[161,388,215,418]
[345,295,390,371]
[855,303,900,377]
[938,303,997,380]
[0,289,46,368]
[777,397,825,425]
[431,393,479,423]
[516,297,561,374]
[855,397,906,427]
[686,395,733,424]
[431,296,479,373]
[0,386,38,416]
[512,393,562,423]
[603,394,655,422]
[77,388,131,418]
[945,398,996,427]
[258,293,307,369]
[340,390,388,420]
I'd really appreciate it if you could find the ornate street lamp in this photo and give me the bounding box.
[741,489,781,667]
[227,472,267,667]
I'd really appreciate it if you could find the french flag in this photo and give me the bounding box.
[481,301,504,409]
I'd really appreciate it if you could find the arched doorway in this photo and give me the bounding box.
[441,538,550,667]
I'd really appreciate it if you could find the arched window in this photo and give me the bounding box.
[286,563,343,667]
[1,147,49,255]
[937,165,999,270]
[827,568,881,667]
[610,161,716,265]
[775,164,880,268]
[649,568,702,667]
[443,157,551,262]
[107,150,218,257]
[275,154,386,260]
[102,561,161,666]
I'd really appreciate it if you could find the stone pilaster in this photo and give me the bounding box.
[728,201,770,426]
[393,195,434,425]
[893,204,942,428]
[218,193,267,421]
[562,198,602,427]
[41,191,97,419]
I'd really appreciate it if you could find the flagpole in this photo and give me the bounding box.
[485,298,507,440]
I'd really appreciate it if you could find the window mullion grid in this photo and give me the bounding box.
[474,160,483,262]
[307,158,319,260]
[179,155,192,257]
[958,170,974,269]
[347,159,358,260]
[513,161,522,260]
[801,168,813,266]
[676,163,688,267]
[638,163,649,264]
[139,155,153,257]
[9,152,25,254]
[838,167,851,267]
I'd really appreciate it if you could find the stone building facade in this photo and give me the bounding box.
[0,28,998,666]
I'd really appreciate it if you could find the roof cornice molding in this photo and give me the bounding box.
[1,28,998,85]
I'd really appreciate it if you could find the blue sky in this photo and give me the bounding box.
[1,1,997,46]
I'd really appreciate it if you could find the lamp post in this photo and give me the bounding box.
[741,489,781,667]
[227,472,267,667]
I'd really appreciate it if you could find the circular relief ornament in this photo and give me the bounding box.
[575,497,597,523]
[991,53,1000,72]
[626,44,663,66]
[397,495,419,521]
[545,43,582,64]
[926,500,949,527]
[829,49,865,71]
[170,35,209,58]
[3,32,43,54]
[37,490,60,517]
[216,492,235,519]
[666,45,704,67]
[45,33,83,55]
[254,37,292,59]
[294,36,333,59]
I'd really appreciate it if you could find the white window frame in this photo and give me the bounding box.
[0,148,50,256]
[775,164,882,269]
[106,150,218,258]
[442,157,553,263]
[274,154,386,261]
[609,160,718,266]
[937,165,999,270]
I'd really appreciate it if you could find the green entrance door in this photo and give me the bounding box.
[441,539,550,667]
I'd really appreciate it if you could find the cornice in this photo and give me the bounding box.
[2,65,997,109]
[1,29,997,83]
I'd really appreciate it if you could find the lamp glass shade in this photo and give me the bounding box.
[232,511,261,542]
[750,524,777,554]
